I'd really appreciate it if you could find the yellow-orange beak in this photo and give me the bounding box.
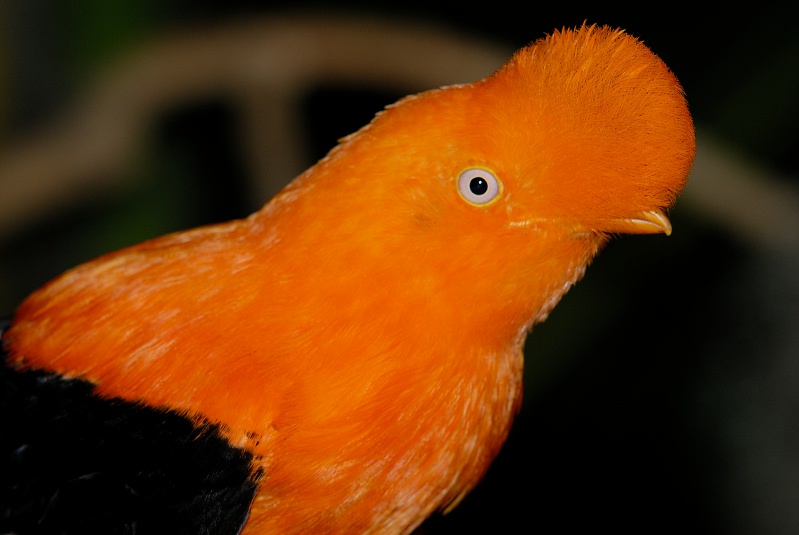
[601,209,673,236]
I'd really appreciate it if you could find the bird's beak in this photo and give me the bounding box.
[513,209,673,237]
[601,209,673,236]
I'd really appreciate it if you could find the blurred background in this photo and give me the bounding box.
[1,2,798,533]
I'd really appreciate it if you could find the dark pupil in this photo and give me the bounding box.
[469,177,488,195]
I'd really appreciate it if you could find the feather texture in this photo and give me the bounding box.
[3,24,695,534]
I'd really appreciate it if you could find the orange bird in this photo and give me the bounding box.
[1,24,694,534]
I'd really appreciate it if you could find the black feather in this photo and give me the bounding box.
[0,321,261,535]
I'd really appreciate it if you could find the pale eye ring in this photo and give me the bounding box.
[458,168,501,205]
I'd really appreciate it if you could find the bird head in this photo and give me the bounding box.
[263,24,695,340]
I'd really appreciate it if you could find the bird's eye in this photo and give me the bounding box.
[457,168,501,205]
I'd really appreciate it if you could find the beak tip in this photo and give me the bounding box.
[646,210,673,236]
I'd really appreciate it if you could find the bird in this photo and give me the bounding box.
[1,23,695,534]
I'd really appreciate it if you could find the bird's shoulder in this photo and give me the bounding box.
[1,320,262,535]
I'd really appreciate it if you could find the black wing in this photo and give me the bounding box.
[0,320,262,535]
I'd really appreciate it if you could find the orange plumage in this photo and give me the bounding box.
[4,24,694,533]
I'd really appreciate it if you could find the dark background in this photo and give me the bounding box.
[2,2,799,533]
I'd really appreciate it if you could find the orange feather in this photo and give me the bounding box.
[5,24,695,533]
